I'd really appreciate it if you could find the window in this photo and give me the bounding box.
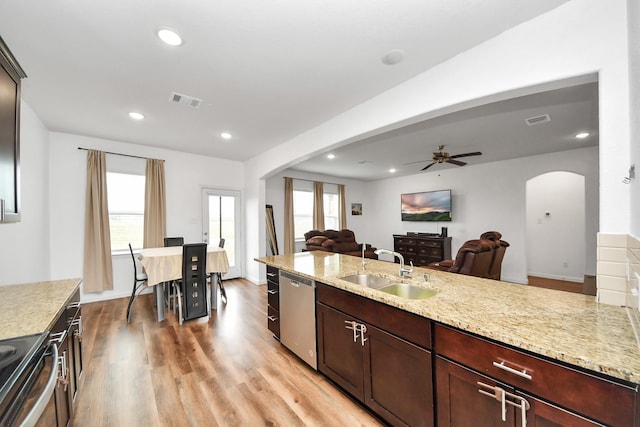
[107,172,145,251]
[324,192,339,230]
[293,185,340,239]
[293,189,313,240]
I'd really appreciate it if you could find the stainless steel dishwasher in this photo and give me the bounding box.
[279,270,317,369]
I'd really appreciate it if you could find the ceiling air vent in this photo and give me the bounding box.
[525,114,551,126]
[169,91,202,109]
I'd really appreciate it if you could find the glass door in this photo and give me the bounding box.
[202,188,242,278]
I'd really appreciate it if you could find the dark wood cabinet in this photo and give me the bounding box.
[434,324,637,427]
[316,303,365,399]
[266,265,280,339]
[393,234,451,266]
[50,311,72,427]
[0,36,26,223]
[316,283,434,427]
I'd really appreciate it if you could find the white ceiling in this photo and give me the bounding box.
[0,0,576,176]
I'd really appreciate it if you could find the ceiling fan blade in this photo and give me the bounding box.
[445,159,467,166]
[449,151,482,159]
[404,159,431,166]
[421,162,437,171]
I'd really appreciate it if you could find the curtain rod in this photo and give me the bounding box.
[284,176,344,186]
[77,147,164,162]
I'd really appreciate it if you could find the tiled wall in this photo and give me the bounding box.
[597,233,640,309]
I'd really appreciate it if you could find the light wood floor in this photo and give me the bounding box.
[72,279,384,427]
[527,275,584,294]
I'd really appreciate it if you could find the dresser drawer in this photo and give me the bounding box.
[416,240,441,248]
[417,246,441,257]
[434,324,637,427]
[396,237,416,245]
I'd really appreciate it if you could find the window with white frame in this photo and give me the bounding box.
[107,172,145,251]
[293,182,340,240]
[293,189,313,240]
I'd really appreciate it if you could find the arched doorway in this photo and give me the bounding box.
[525,171,586,287]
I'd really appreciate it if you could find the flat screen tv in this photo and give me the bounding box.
[401,190,451,222]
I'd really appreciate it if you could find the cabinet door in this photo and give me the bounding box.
[364,324,433,427]
[70,315,83,403]
[316,303,364,400]
[519,391,605,427]
[436,356,517,427]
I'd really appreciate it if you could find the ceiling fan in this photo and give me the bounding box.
[406,145,482,171]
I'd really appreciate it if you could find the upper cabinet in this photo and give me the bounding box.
[0,36,26,223]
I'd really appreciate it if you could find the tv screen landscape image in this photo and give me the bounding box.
[401,190,452,222]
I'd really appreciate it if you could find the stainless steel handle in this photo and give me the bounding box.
[344,320,358,343]
[59,350,69,391]
[72,316,84,341]
[477,381,530,426]
[289,281,300,288]
[358,323,367,346]
[493,360,532,380]
[0,199,4,222]
[267,272,277,278]
[267,315,278,322]
[478,381,507,421]
[21,344,58,427]
[49,329,67,345]
[267,289,278,295]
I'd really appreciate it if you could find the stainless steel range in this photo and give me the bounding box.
[0,333,57,427]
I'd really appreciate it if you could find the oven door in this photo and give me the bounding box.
[8,343,58,427]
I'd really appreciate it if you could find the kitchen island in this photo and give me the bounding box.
[256,251,640,426]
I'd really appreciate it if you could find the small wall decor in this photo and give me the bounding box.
[351,203,362,215]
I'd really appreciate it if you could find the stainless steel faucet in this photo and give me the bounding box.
[374,248,413,278]
[361,244,368,270]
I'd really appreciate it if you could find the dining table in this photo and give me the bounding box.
[139,245,230,322]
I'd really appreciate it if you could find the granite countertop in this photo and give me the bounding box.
[256,252,640,385]
[0,278,82,340]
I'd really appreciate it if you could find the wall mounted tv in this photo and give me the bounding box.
[401,190,452,222]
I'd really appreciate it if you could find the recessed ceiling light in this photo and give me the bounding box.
[221,132,232,140]
[575,132,590,139]
[157,28,183,46]
[327,154,335,159]
[128,112,144,120]
[389,168,396,173]
[381,49,405,66]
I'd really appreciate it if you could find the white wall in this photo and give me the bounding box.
[526,172,586,282]
[0,102,50,286]
[244,0,629,285]
[48,132,244,303]
[265,170,372,255]
[628,0,640,238]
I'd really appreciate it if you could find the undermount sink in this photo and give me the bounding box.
[340,274,437,300]
[376,283,438,300]
[340,273,393,288]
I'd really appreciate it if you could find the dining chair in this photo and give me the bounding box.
[174,243,209,325]
[163,237,184,247]
[163,237,184,313]
[217,238,227,304]
[126,243,148,323]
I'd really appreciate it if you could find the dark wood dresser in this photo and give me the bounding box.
[393,234,452,266]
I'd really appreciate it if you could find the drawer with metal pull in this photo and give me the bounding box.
[434,324,637,427]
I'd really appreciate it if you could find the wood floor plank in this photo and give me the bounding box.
[72,279,383,427]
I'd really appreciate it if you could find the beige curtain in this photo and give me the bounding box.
[143,159,166,249]
[83,150,113,293]
[313,181,325,230]
[338,184,347,229]
[284,177,295,253]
